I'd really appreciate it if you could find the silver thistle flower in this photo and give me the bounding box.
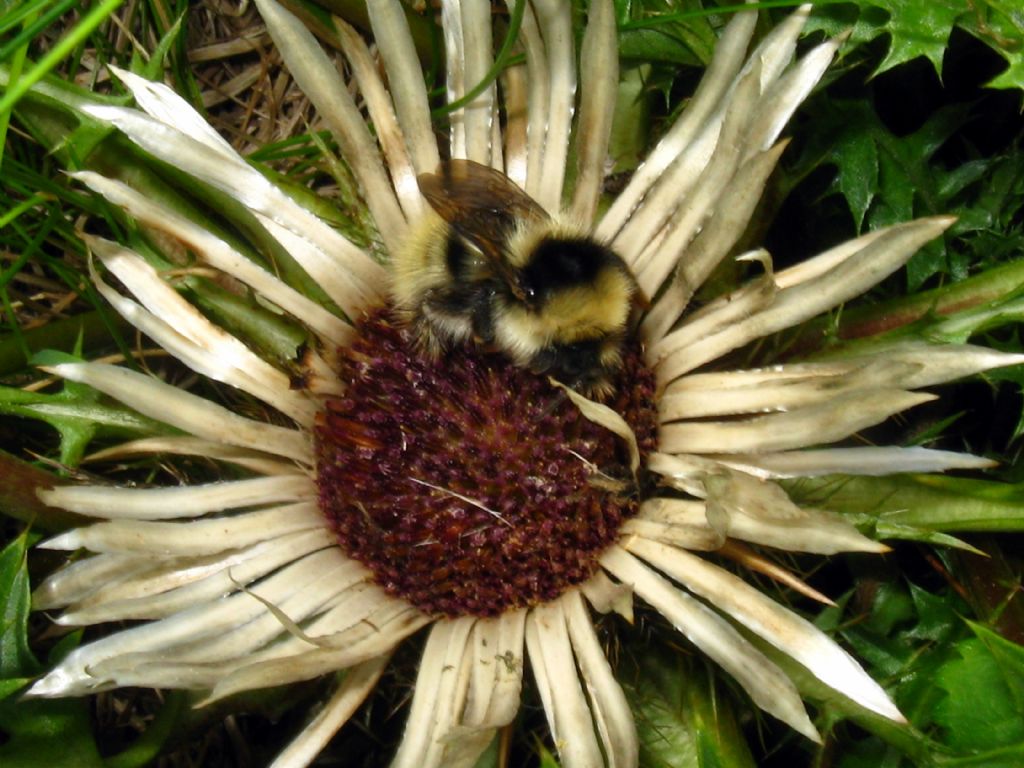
[25,2,1023,767]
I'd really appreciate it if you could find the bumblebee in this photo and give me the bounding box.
[391,160,639,398]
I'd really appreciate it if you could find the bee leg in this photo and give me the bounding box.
[389,305,438,359]
[418,289,478,354]
[413,317,450,359]
[469,288,498,346]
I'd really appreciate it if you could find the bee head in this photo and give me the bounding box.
[528,335,624,399]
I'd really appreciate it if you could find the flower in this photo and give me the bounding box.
[25,1,1022,766]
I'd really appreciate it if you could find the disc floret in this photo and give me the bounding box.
[315,310,657,617]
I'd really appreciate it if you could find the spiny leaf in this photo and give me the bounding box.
[863,0,969,78]
[785,474,1024,534]
[793,93,1018,289]
[0,369,173,468]
[958,2,1024,92]
[620,640,756,768]
[933,626,1024,756]
[808,1,1024,93]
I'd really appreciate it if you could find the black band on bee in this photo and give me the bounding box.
[444,235,475,281]
[518,238,623,307]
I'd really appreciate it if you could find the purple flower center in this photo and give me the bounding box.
[314,309,657,617]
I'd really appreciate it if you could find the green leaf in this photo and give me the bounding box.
[820,582,965,748]
[836,128,878,232]
[862,0,969,77]
[860,582,915,636]
[780,257,1024,364]
[785,474,1024,534]
[811,577,1024,768]
[0,697,103,768]
[620,641,755,768]
[872,524,986,554]
[609,65,654,175]
[469,731,500,768]
[537,743,561,768]
[617,1,717,68]
[0,532,103,767]
[793,95,976,289]
[0,374,174,469]
[986,52,1024,92]
[752,628,940,766]
[0,677,31,699]
[809,0,1024,94]
[958,3,1024,92]
[906,583,964,644]
[933,626,1024,755]
[967,622,1024,713]
[0,530,178,767]
[0,532,35,679]
[619,27,707,65]
[805,2,890,51]
[801,580,1013,765]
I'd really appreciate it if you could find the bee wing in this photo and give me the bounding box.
[418,160,550,280]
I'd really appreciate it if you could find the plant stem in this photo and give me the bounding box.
[0,450,87,532]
